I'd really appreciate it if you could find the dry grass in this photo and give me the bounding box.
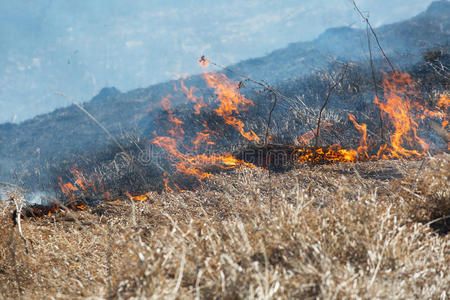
[0,154,449,299]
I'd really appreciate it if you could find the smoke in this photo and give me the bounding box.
[26,191,57,205]
[0,190,8,202]
[0,0,438,123]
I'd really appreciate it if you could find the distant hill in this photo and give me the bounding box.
[229,0,450,82]
[0,1,449,184]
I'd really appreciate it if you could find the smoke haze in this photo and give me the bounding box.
[0,0,435,123]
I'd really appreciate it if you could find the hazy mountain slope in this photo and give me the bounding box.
[0,0,437,123]
[229,0,450,82]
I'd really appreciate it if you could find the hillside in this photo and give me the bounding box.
[229,0,450,82]
[1,0,438,124]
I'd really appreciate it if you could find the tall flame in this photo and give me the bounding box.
[202,73,260,142]
[374,72,429,158]
[437,94,449,130]
[159,96,185,140]
[149,70,260,184]
[180,80,206,114]
[348,113,369,160]
[345,72,448,160]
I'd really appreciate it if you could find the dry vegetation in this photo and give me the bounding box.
[0,154,449,299]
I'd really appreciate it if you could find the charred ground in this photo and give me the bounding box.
[7,48,447,203]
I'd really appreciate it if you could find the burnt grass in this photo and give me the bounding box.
[33,47,447,206]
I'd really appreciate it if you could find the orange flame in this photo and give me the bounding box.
[295,145,357,163]
[152,135,251,181]
[160,96,185,140]
[202,73,260,141]
[70,168,91,192]
[347,113,369,160]
[58,177,78,203]
[298,122,333,146]
[344,72,448,159]
[198,55,209,68]
[192,132,213,151]
[150,71,259,184]
[58,167,111,207]
[163,172,173,192]
[295,72,446,164]
[437,94,449,109]
[180,80,206,114]
[374,72,429,158]
[126,191,152,201]
[437,94,449,130]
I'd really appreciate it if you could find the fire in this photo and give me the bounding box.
[198,55,209,68]
[437,94,449,108]
[192,122,217,151]
[163,173,173,192]
[202,72,260,142]
[150,69,261,185]
[298,122,333,146]
[57,167,112,209]
[160,96,185,140]
[33,204,60,218]
[373,72,427,158]
[437,94,449,130]
[295,145,357,163]
[54,62,448,204]
[71,168,91,192]
[192,132,214,151]
[372,72,449,158]
[126,191,152,202]
[180,80,206,114]
[76,204,87,210]
[58,178,78,203]
[152,67,447,182]
[348,113,369,160]
[152,135,251,181]
[293,71,448,164]
[344,72,448,160]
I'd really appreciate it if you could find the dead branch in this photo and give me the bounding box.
[426,215,450,227]
[1,183,29,255]
[264,94,278,145]
[352,0,396,73]
[366,24,384,140]
[55,92,150,189]
[315,64,349,147]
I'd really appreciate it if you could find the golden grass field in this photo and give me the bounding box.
[1,154,449,299]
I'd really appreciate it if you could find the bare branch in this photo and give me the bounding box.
[315,64,349,147]
[264,94,278,145]
[352,0,396,73]
[55,92,150,189]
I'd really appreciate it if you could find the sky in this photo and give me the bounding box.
[0,0,436,123]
